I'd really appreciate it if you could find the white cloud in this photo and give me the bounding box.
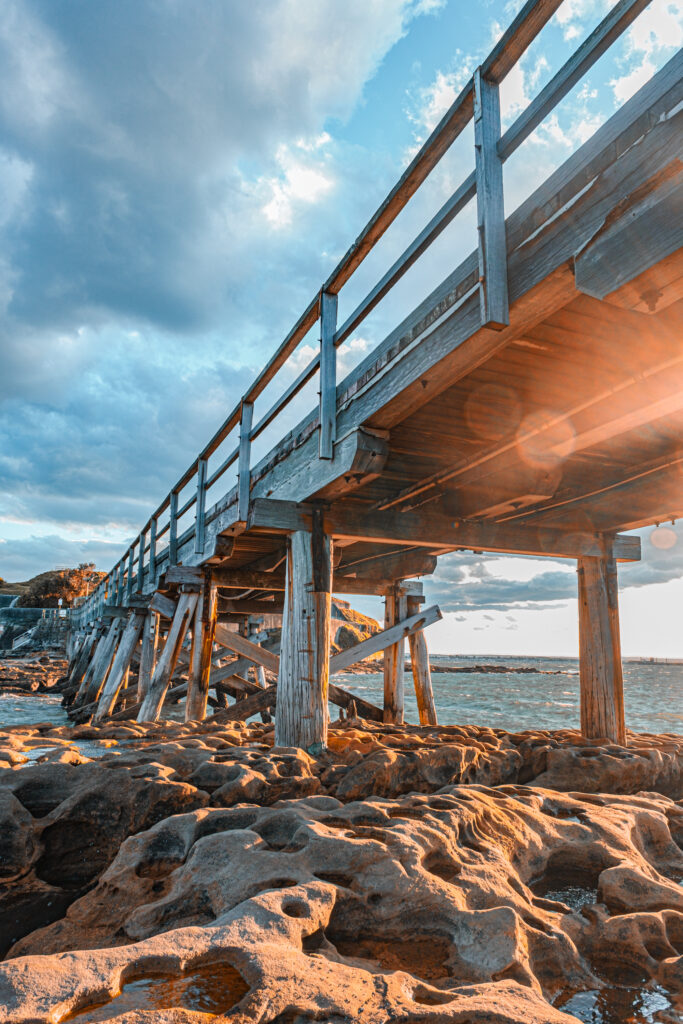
[261,140,335,229]
[610,0,682,104]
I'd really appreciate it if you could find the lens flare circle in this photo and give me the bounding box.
[650,526,677,551]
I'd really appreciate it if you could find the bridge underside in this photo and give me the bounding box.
[67,51,683,749]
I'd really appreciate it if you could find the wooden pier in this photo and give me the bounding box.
[67,0,682,749]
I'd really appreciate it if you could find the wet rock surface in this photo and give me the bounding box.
[0,654,67,696]
[0,717,681,1022]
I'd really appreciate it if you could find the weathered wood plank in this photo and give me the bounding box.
[185,575,217,721]
[575,174,682,301]
[214,624,280,673]
[336,550,436,583]
[195,457,208,555]
[138,592,198,721]
[237,400,254,522]
[137,611,159,702]
[169,490,179,565]
[319,291,338,459]
[275,523,332,750]
[94,611,146,721]
[329,603,442,673]
[383,588,406,725]
[407,595,437,726]
[150,591,177,620]
[218,598,284,615]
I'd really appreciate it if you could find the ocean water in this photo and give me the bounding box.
[0,657,681,735]
[334,656,683,736]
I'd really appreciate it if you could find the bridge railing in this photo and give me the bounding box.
[74,0,652,628]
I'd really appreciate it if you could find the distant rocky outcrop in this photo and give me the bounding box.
[7,565,105,609]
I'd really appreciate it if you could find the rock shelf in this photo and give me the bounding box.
[0,718,682,1022]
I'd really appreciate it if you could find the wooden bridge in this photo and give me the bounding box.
[67,0,683,749]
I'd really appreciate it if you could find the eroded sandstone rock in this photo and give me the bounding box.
[0,760,208,956]
[3,784,682,1023]
[1,717,682,1022]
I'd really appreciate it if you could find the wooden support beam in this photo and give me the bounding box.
[137,610,159,703]
[275,517,332,751]
[138,591,198,721]
[214,622,280,672]
[163,565,203,586]
[214,685,277,723]
[337,549,437,583]
[577,555,626,745]
[319,291,338,459]
[94,611,146,721]
[383,587,406,725]
[329,603,442,674]
[247,497,641,561]
[213,680,383,725]
[74,624,109,702]
[185,573,217,721]
[474,67,509,329]
[218,598,284,616]
[212,563,428,598]
[102,605,130,619]
[406,595,437,726]
[67,626,99,694]
[78,618,124,707]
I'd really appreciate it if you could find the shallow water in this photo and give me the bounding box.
[556,982,677,1023]
[0,692,68,728]
[62,962,249,1021]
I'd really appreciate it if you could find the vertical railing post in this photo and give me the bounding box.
[137,528,146,591]
[238,400,254,523]
[117,561,125,605]
[169,491,178,565]
[319,290,338,459]
[195,459,207,554]
[126,545,134,602]
[149,516,157,584]
[474,67,509,330]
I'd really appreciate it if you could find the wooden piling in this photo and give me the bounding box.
[383,586,406,724]
[94,610,145,721]
[577,555,626,745]
[138,589,198,721]
[275,511,332,751]
[77,618,123,706]
[185,572,217,721]
[407,594,437,725]
[137,610,159,702]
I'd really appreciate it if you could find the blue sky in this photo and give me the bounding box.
[1,0,681,655]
